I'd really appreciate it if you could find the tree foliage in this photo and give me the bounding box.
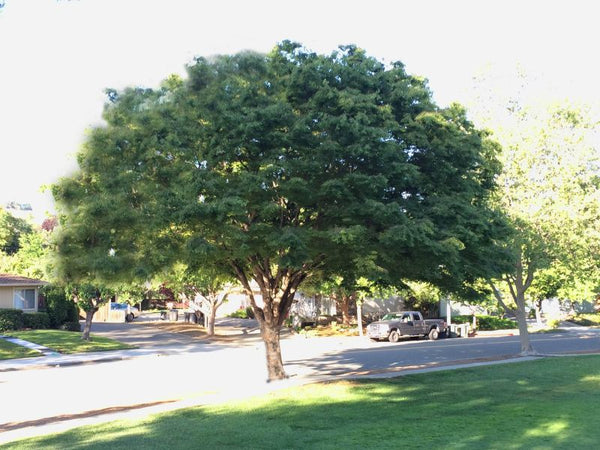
[53,42,508,379]
[0,209,32,255]
[467,67,600,353]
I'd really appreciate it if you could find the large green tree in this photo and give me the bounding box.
[468,69,600,354]
[53,42,507,380]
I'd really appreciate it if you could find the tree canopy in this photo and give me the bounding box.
[467,68,600,353]
[53,42,508,379]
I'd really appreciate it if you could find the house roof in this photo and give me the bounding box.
[0,274,48,287]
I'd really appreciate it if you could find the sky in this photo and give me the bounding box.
[1,0,599,223]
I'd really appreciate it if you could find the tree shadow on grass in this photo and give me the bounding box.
[12,356,600,449]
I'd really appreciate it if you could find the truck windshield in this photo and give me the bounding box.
[381,313,401,320]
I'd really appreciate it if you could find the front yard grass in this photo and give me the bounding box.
[6,330,134,354]
[9,355,600,449]
[0,338,41,360]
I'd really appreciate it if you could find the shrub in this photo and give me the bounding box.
[546,318,561,329]
[22,312,51,329]
[450,314,517,330]
[61,321,82,332]
[228,307,255,319]
[40,284,79,328]
[451,315,473,324]
[0,309,24,332]
[476,315,518,330]
[228,308,249,319]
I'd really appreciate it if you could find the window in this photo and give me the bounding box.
[14,288,36,310]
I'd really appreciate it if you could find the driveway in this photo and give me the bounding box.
[88,314,265,348]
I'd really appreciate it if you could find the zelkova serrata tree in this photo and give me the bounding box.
[53,42,508,380]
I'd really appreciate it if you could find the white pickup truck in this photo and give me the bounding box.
[366,311,448,342]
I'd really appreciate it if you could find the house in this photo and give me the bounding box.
[0,274,47,312]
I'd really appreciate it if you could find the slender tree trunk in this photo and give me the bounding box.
[534,299,543,327]
[82,308,97,341]
[489,281,516,316]
[356,299,363,337]
[514,294,535,355]
[207,303,216,336]
[510,253,537,355]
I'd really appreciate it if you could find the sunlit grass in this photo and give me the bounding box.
[8,355,600,449]
[0,338,40,360]
[6,330,134,354]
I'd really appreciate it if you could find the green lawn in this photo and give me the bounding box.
[0,338,41,360]
[8,355,600,449]
[6,330,134,354]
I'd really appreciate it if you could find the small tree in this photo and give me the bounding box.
[159,263,236,336]
[68,284,113,340]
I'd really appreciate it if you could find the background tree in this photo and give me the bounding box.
[0,212,52,280]
[467,68,600,354]
[401,281,443,318]
[53,42,508,380]
[158,263,236,336]
[68,283,113,340]
[0,209,32,255]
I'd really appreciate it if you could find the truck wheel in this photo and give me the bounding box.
[428,328,439,341]
[126,313,134,322]
[388,330,400,343]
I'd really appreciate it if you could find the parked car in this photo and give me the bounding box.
[367,311,448,342]
[110,303,140,322]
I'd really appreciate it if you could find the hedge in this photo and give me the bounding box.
[22,312,51,329]
[61,321,82,332]
[452,314,518,330]
[227,307,255,319]
[40,285,80,328]
[0,309,24,332]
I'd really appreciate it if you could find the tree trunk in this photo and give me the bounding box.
[510,253,537,356]
[514,295,535,355]
[81,309,96,341]
[489,281,516,316]
[339,294,351,326]
[356,300,363,337]
[261,323,286,381]
[231,260,307,381]
[534,300,543,327]
[207,303,216,336]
